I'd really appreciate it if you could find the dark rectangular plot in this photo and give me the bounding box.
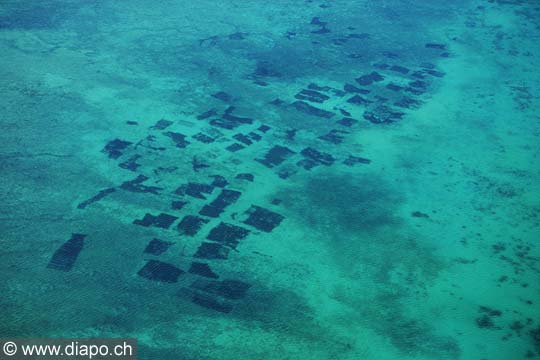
[144,238,174,255]
[210,175,228,188]
[411,71,426,79]
[192,133,215,144]
[134,213,178,229]
[137,260,183,283]
[207,222,249,248]
[386,83,404,92]
[197,109,217,120]
[176,182,214,199]
[191,279,251,300]
[192,293,232,313]
[212,91,232,102]
[390,65,409,74]
[337,117,358,127]
[210,118,239,130]
[194,242,230,260]
[233,133,253,146]
[347,95,372,105]
[171,200,187,210]
[199,189,242,218]
[294,89,330,103]
[236,173,254,182]
[243,205,284,232]
[77,188,116,209]
[222,112,253,125]
[177,215,209,236]
[226,143,245,152]
[292,101,334,118]
[119,154,142,171]
[120,175,162,194]
[164,132,190,148]
[344,155,372,166]
[300,147,335,166]
[319,129,347,144]
[258,124,271,132]
[102,139,132,159]
[150,119,173,130]
[247,132,262,141]
[47,233,86,271]
[344,84,370,94]
[189,262,219,279]
[355,72,384,86]
[426,43,446,50]
[255,145,295,168]
[307,83,332,92]
[409,80,427,89]
[297,158,318,170]
[394,97,421,109]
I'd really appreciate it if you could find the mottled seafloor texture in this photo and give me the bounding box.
[0,0,539,359]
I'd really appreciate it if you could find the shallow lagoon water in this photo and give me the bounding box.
[0,1,539,359]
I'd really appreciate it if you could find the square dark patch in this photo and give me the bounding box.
[344,83,370,94]
[193,133,215,144]
[150,119,173,130]
[199,189,241,218]
[390,65,409,74]
[137,260,183,283]
[300,147,335,166]
[291,101,335,118]
[337,117,358,127]
[120,175,162,194]
[171,200,187,210]
[212,91,232,102]
[194,242,230,260]
[176,182,214,199]
[233,133,253,146]
[164,132,190,148]
[133,213,178,229]
[355,71,384,86]
[243,205,284,232]
[177,215,209,236]
[189,262,219,279]
[119,154,142,171]
[256,145,295,168]
[347,95,372,105]
[47,233,86,272]
[226,143,245,152]
[206,222,249,248]
[343,155,372,166]
[319,129,347,144]
[210,175,228,188]
[144,238,174,255]
[197,109,217,120]
[102,139,132,159]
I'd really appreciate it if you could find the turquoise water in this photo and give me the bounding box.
[1,1,539,359]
